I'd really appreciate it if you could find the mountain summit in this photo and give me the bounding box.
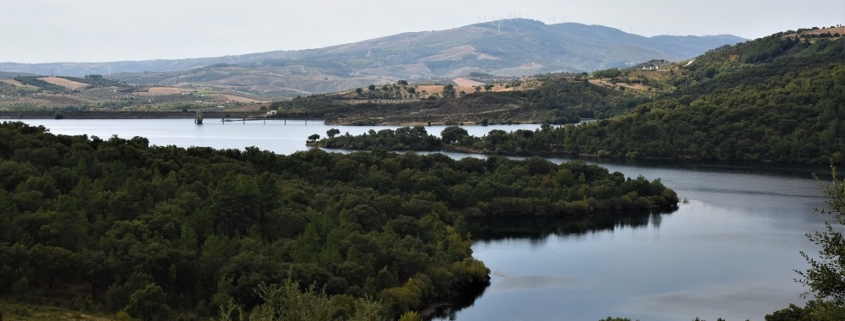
[0,19,744,96]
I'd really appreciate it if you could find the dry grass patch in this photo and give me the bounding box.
[415,85,445,94]
[142,87,190,95]
[589,79,649,91]
[0,300,113,321]
[209,94,265,103]
[452,77,484,87]
[416,85,479,96]
[801,26,844,36]
[38,77,88,90]
[226,103,271,112]
[1,79,39,90]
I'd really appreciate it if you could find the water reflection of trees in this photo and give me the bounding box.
[426,283,487,321]
[430,208,677,320]
[467,208,677,243]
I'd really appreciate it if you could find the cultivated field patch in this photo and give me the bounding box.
[209,94,265,103]
[38,77,88,90]
[140,87,191,95]
[452,77,485,87]
[801,26,844,36]
[416,85,478,95]
[1,79,39,90]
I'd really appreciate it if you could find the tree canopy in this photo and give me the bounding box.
[0,121,676,319]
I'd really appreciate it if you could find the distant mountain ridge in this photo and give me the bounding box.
[0,19,745,96]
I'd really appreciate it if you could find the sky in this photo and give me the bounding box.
[2,0,843,63]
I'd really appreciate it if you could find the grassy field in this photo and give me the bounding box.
[1,79,38,89]
[0,300,113,321]
[38,77,89,90]
[138,87,190,95]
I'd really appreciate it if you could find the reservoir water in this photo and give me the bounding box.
[15,119,834,321]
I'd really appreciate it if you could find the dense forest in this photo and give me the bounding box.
[548,36,845,163]
[0,121,677,320]
[316,36,845,164]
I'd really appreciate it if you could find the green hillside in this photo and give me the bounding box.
[564,33,845,163]
[314,30,845,164]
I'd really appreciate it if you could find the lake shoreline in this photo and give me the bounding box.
[0,111,247,119]
[310,143,836,166]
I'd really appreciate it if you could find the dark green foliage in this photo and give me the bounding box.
[440,126,469,145]
[490,77,634,120]
[740,36,800,63]
[0,81,38,96]
[765,300,845,320]
[561,37,845,163]
[319,126,442,151]
[0,122,676,318]
[766,303,813,321]
[592,68,622,78]
[766,299,845,321]
[0,122,492,318]
[64,75,127,87]
[442,84,456,98]
[125,283,171,321]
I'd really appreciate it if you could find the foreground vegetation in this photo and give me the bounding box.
[765,167,845,320]
[0,121,676,320]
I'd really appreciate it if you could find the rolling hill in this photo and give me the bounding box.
[0,19,744,97]
[323,26,842,164]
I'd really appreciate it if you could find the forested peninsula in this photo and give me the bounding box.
[314,34,845,164]
[0,122,677,320]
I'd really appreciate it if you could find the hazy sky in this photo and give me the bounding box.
[2,0,842,63]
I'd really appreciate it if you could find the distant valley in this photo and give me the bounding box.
[1,19,744,98]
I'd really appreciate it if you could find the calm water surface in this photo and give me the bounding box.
[16,119,834,321]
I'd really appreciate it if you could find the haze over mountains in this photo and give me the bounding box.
[1,19,744,97]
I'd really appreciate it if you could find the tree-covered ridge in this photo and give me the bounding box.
[673,33,844,93]
[317,35,845,164]
[0,122,677,320]
[559,36,845,163]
